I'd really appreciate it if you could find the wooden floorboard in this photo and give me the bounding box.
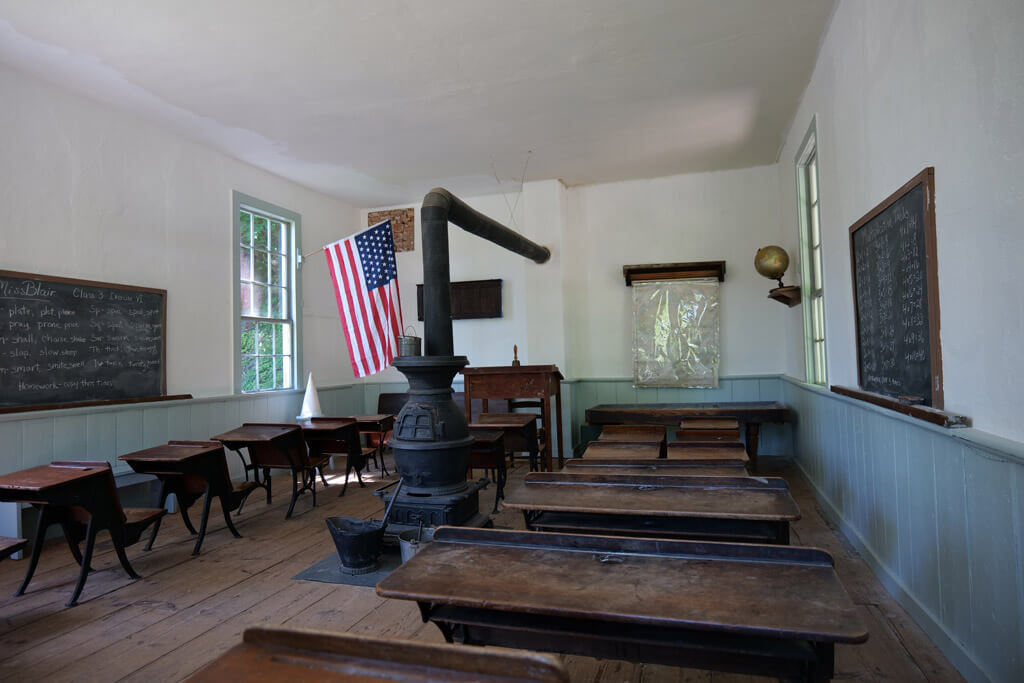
[0,457,965,682]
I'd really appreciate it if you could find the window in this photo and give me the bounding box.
[232,192,302,393]
[796,121,826,385]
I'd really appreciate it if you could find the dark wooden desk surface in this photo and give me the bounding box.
[565,459,748,477]
[0,463,106,492]
[118,442,221,463]
[586,402,791,424]
[296,417,358,435]
[598,425,666,439]
[353,414,394,425]
[212,424,299,444]
[667,443,750,464]
[187,626,569,682]
[505,473,799,521]
[472,413,537,428]
[377,526,867,644]
[583,442,662,459]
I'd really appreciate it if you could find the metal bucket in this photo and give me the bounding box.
[398,527,434,562]
[325,516,385,575]
[397,335,421,357]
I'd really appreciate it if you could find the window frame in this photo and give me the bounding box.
[231,191,302,394]
[795,119,827,386]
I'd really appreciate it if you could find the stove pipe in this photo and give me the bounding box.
[387,188,549,513]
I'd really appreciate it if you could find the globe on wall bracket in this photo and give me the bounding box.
[754,246,801,307]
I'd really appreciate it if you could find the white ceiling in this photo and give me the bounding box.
[0,1,835,207]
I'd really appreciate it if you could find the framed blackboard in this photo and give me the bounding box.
[848,168,942,407]
[0,270,171,410]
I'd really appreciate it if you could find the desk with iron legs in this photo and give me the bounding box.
[119,441,256,555]
[0,463,165,606]
[565,458,749,477]
[296,418,365,495]
[505,472,799,545]
[377,527,868,682]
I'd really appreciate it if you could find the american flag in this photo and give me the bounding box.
[325,220,404,377]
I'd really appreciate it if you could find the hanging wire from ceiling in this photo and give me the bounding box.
[490,150,531,231]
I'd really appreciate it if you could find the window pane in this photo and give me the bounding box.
[273,321,284,350]
[240,283,253,316]
[813,247,823,289]
[270,254,283,286]
[252,284,268,317]
[271,221,283,253]
[269,287,283,318]
[240,320,256,354]
[240,211,252,245]
[282,356,293,389]
[254,251,269,284]
[274,357,284,389]
[258,357,273,389]
[240,247,252,281]
[257,322,274,354]
[241,357,257,392]
[254,215,269,248]
[808,158,818,204]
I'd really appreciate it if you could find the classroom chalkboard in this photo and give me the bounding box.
[849,168,942,408]
[0,271,167,409]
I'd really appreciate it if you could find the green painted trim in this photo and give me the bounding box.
[231,191,303,394]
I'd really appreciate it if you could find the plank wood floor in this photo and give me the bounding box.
[0,457,964,682]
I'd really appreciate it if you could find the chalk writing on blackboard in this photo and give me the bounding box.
[849,168,941,407]
[0,271,166,408]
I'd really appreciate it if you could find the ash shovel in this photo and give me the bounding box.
[326,478,403,575]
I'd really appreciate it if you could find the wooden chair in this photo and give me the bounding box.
[143,441,260,555]
[244,424,327,519]
[17,461,165,607]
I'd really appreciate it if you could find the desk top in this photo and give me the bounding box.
[667,444,750,464]
[119,441,221,463]
[296,417,358,434]
[377,527,868,643]
[587,402,790,425]
[352,414,394,425]
[565,459,748,477]
[462,365,563,380]
[598,425,666,441]
[472,413,537,428]
[0,463,106,492]
[187,626,568,682]
[470,430,504,446]
[583,442,662,459]
[212,424,299,444]
[505,473,799,521]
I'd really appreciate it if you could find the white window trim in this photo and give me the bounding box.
[232,191,303,393]
[795,118,827,386]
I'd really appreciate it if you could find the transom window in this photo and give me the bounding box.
[233,193,301,393]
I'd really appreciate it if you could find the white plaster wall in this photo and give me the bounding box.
[563,165,792,379]
[0,63,360,398]
[777,0,1024,441]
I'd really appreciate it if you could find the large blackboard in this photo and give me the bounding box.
[0,271,166,409]
[849,168,942,407]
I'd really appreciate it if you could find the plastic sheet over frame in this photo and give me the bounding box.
[632,278,720,388]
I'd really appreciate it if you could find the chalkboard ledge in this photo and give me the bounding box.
[830,386,969,428]
[0,394,193,415]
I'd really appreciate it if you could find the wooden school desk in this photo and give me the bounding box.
[462,365,564,470]
[119,441,259,555]
[0,462,165,606]
[565,458,749,477]
[352,414,395,475]
[586,401,791,472]
[581,442,663,460]
[377,527,868,682]
[470,412,540,471]
[212,424,320,519]
[505,472,799,544]
[296,417,367,495]
[187,625,569,682]
[667,442,750,465]
[595,424,667,457]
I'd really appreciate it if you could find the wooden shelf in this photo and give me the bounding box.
[830,385,969,428]
[623,261,726,286]
[768,285,801,307]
